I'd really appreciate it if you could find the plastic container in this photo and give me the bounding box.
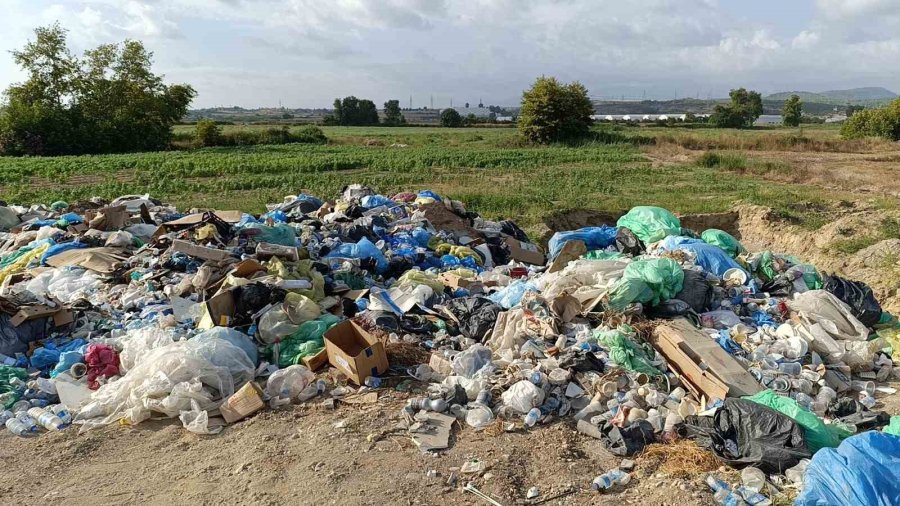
[28,407,65,431]
[465,404,494,429]
[740,467,766,493]
[5,417,35,437]
[524,407,541,427]
[591,469,631,491]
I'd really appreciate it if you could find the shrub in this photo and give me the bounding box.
[194,119,221,147]
[517,76,593,143]
[841,99,900,140]
[440,108,463,128]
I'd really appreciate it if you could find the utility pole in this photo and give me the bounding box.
[430,95,434,109]
[409,95,412,110]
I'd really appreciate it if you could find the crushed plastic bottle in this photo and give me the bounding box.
[591,469,631,492]
[706,476,747,506]
[5,416,36,437]
[523,407,541,427]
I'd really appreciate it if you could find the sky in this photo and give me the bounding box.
[1,0,899,108]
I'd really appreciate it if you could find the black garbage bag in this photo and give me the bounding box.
[233,283,287,325]
[600,419,655,456]
[556,349,606,373]
[615,227,645,256]
[443,296,501,342]
[485,237,511,266]
[760,276,794,297]
[682,398,811,474]
[500,220,530,243]
[675,269,713,313]
[646,299,694,319]
[823,274,882,327]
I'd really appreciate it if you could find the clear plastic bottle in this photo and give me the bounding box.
[523,407,541,427]
[28,407,65,431]
[707,476,747,506]
[0,410,14,425]
[591,469,631,491]
[5,417,35,437]
[14,412,38,432]
[364,376,382,388]
[50,405,73,425]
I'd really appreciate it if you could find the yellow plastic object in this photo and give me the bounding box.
[0,243,49,284]
[392,269,445,293]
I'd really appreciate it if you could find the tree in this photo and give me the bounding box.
[708,88,763,128]
[782,94,802,127]
[382,99,406,126]
[517,76,594,143]
[0,23,195,156]
[329,96,380,126]
[463,113,478,126]
[465,102,470,108]
[846,104,865,118]
[841,98,900,140]
[194,119,221,147]
[440,108,463,127]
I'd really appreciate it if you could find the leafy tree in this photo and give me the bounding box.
[463,113,478,126]
[194,119,221,147]
[440,108,463,127]
[841,98,900,140]
[845,104,865,118]
[708,88,763,128]
[517,76,594,143]
[382,99,406,126]
[0,24,195,156]
[329,96,380,126]
[464,102,470,108]
[782,94,802,127]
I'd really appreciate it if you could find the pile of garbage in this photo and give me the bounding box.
[0,187,898,504]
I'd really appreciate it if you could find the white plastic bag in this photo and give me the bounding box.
[265,365,315,402]
[451,345,494,378]
[179,399,221,435]
[501,380,545,414]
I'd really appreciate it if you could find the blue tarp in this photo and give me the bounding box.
[547,226,618,259]
[658,236,749,278]
[796,431,900,506]
[41,241,87,265]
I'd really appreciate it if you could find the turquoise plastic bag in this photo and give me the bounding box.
[620,257,685,306]
[701,229,745,258]
[616,206,681,244]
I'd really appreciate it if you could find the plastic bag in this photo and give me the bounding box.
[658,236,748,278]
[547,226,618,259]
[796,431,900,506]
[823,274,883,328]
[258,305,300,344]
[683,397,812,474]
[265,365,315,401]
[278,314,341,366]
[501,380,545,414]
[443,297,502,342]
[616,206,681,244]
[701,229,745,258]
[241,223,296,246]
[488,280,538,309]
[194,327,258,365]
[0,206,20,231]
[620,257,684,306]
[325,237,388,273]
[0,366,27,408]
[744,389,849,453]
[594,325,661,375]
[451,345,494,378]
[674,269,712,312]
[179,399,221,435]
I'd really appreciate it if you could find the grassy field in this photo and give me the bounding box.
[0,125,892,236]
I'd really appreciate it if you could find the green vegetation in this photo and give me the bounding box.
[192,124,326,147]
[709,88,763,128]
[0,24,194,156]
[518,77,593,143]
[194,119,222,148]
[0,126,864,235]
[841,98,900,140]
[830,218,900,254]
[324,96,379,126]
[440,108,463,128]
[382,100,406,126]
[782,95,802,127]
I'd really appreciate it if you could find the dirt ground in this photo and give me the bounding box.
[0,393,719,506]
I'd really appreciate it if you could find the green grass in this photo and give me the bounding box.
[0,126,866,236]
[831,218,900,254]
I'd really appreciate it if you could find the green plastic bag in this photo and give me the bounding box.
[884,416,900,437]
[594,325,661,376]
[0,366,28,409]
[744,389,850,453]
[607,278,655,310]
[621,258,684,306]
[755,251,779,282]
[278,313,341,366]
[616,206,681,244]
[701,229,745,258]
[243,223,297,247]
[583,250,626,261]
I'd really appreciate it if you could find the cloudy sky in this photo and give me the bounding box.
[1,0,899,108]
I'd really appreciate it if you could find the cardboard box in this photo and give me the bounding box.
[45,247,128,274]
[171,239,233,262]
[10,303,74,328]
[428,353,453,377]
[219,382,265,423]
[438,272,482,290]
[302,348,329,372]
[504,237,545,265]
[197,289,236,329]
[324,320,389,385]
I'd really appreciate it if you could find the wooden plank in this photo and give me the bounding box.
[651,329,729,401]
[653,318,762,398]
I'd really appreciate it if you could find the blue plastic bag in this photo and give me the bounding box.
[417,190,442,202]
[41,241,88,265]
[488,280,538,309]
[796,431,900,506]
[30,339,88,371]
[658,236,748,278]
[361,195,394,209]
[547,226,618,259]
[325,237,388,273]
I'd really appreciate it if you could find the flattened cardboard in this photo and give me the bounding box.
[504,236,545,265]
[438,272,482,290]
[171,239,233,262]
[164,211,242,226]
[10,303,73,328]
[45,247,127,273]
[324,320,389,385]
[197,289,236,329]
[548,240,585,273]
[219,381,265,423]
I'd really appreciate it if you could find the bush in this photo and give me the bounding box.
[841,99,900,140]
[198,126,328,147]
[440,108,463,128]
[708,88,763,129]
[194,119,221,147]
[518,76,593,143]
[697,151,747,170]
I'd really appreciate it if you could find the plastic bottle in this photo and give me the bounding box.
[735,486,771,506]
[0,410,14,424]
[29,398,50,408]
[14,412,38,432]
[591,469,631,491]
[740,467,766,493]
[9,377,27,391]
[706,476,747,506]
[50,405,73,425]
[475,389,492,406]
[11,400,31,413]
[28,407,65,431]
[364,376,382,388]
[523,407,541,427]
[408,397,448,413]
[5,417,35,437]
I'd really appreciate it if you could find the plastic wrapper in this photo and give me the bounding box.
[76,329,255,430]
[488,280,538,309]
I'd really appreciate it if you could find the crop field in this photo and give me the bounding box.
[0,125,894,236]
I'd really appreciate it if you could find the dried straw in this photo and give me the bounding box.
[635,440,721,478]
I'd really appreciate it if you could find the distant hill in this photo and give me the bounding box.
[766,87,897,105]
